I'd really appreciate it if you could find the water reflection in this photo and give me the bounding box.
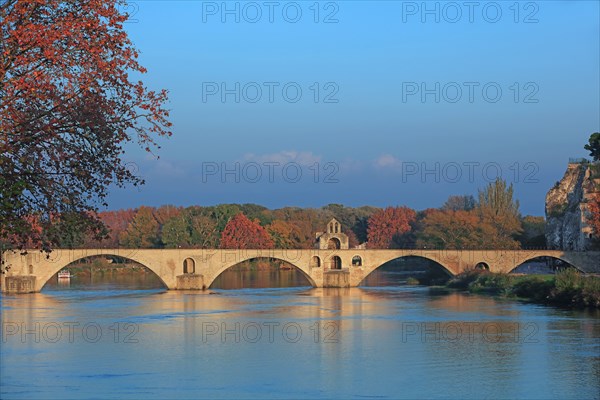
[360,257,451,286]
[210,267,310,289]
[2,268,599,399]
[44,268,165,291]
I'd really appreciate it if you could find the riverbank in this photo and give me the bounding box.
[444,269,600,309]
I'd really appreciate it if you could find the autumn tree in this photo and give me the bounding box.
[367,207,416,249]
[271,207,327,248]
[0,0,171,253]
[587,194,600,245]
[267,220,298,249]
[94,209,135,247]
[417,209,491,249]
[220,213,274,249]
[414,181,524,250]
[119,206,161,248]
[154,205,182,226]
[477,178,522,248]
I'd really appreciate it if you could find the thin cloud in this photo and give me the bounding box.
[243,151,322,166]
[374,154,402,170]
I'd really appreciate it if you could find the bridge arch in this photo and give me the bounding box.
[508,255,583,274]
[206,256,317,289]
[360,255,454,286]
[38,253,169,291]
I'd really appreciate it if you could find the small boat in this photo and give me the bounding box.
[57,270,72,279]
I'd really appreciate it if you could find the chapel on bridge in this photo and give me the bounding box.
[315,218,349,250]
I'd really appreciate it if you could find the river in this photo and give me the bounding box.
[1,268,599,399]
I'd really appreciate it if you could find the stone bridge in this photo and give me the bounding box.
[2,248,599,293]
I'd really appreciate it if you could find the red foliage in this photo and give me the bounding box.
[0,0,171,251]
[153,206,182,225]
[99,209,136,246]
[4,215,44,250]
[588,194,600,238]
[367,207,417,249]
[220,213,274,249]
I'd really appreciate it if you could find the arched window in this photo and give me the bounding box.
[335,223,339,233]
[310,256,321,268]
[352,256,362,267]
[327,238,341,250]
[183,258,195,274]
[28,265,34,274]
[475,262,489,270]
[330,256,342,270]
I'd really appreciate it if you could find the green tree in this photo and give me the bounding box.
[190,214,220,248]
[584,132,600,161]
[441,195,476,211]
[322,204,379,246]
[160,208,220,248]
[161,215,192,248]
[517,216,546,248]
[239,204,272,226]
[206,204,242,233]
[47,212,108,249]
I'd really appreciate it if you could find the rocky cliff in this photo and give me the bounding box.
[545,162,599,250]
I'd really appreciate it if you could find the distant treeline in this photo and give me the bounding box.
[47,179,549,250]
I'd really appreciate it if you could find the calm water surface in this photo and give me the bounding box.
[1,269,599,399]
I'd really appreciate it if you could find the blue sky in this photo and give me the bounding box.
[107,0,600,216]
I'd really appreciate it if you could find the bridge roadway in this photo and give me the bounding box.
[1,248,599,293]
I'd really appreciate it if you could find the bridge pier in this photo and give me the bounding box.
[176,274,205,290]
[323,269,351,288]
[2,276,37,294]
